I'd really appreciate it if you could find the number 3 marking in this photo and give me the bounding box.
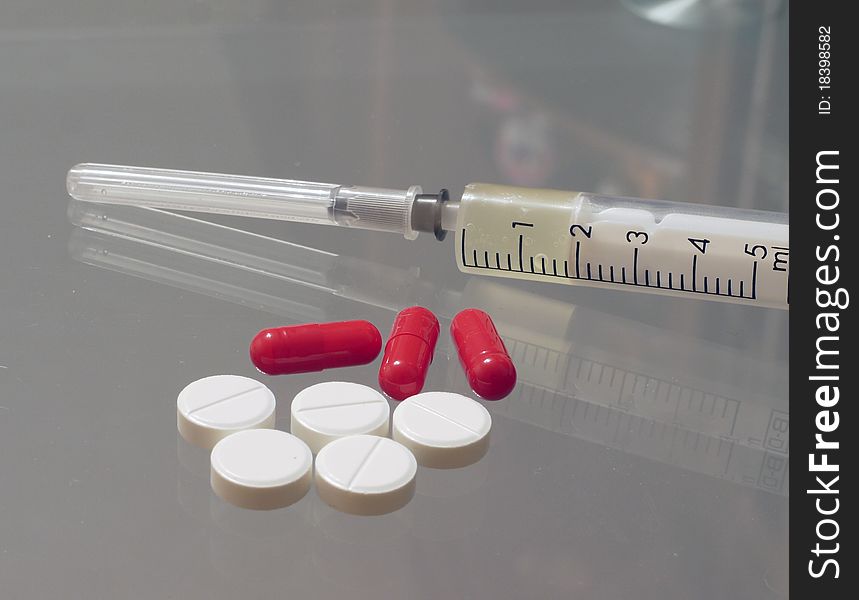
[626,231,649,244]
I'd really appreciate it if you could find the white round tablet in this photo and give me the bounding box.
[392,391,491,468]
[210,429,312,510]
[177,375,276,449]
[315,435,416,515]
[290,382,390,454]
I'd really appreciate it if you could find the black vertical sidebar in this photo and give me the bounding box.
[790,1,854,596]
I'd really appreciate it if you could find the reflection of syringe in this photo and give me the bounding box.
[68,199,787,494]
[67,199,445,316]
[67,164,789,308]
[446,279,788,495]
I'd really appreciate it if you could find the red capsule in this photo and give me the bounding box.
[378,307,440,401]
[250,320,382,375]
[450,309,516,400]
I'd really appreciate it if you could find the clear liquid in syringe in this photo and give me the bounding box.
[456,184,789,309]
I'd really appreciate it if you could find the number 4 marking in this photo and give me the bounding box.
[689,238,710,254]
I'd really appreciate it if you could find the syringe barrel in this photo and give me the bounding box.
[454,183,789,309]
[66,163,422,238]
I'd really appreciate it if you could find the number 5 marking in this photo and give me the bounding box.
[744,243,767,259]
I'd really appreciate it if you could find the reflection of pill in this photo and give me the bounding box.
[250,320,382,376]
[177,375,276,449]
[315,435,417,515]
[210,429,312,510]
[450,309,516,400]
[291,382,390,454]
[378,307,440,401]
[392,392,491,468]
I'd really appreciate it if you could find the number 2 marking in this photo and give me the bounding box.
[569,224,593,238]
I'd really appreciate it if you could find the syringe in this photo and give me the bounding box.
[66,163,789,309]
